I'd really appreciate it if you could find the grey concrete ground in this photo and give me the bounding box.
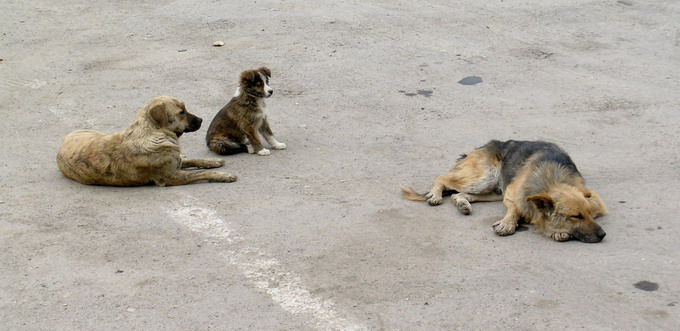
[1,0,679,329]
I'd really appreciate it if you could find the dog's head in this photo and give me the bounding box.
[239,67,273,98]
[527,184,607,243]
[146,96,202,137]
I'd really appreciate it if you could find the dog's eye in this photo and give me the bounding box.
[179,110,185,115]
[571,214,584,220]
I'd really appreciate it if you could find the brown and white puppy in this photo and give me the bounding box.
[56,96,237,186]
[206,67,286,156]
[401,140,608,243]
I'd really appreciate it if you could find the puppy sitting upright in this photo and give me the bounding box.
[206,67,286,156]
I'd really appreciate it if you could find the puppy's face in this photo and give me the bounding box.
[240,67,273,98]
[528,185,607,243]
[148,96,202,137]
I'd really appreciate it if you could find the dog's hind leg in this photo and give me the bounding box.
[424,174,457,206]
[160,170,237,186]
[452,192,503,215]
[181,158,225,169]
[428,148,501,207]
[208,138,248,155]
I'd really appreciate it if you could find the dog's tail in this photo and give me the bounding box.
[400,186,428,201]
[208,138,248,155]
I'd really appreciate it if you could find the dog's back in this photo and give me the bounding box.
[57,130,126,185]
[205,98,249,155]
[487,140,581,192]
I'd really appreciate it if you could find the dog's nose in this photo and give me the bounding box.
[596,229,606,239]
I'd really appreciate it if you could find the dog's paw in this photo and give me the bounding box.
[272,142,287,150]
[257,148,271,156]
[218,173,238,183]
[247,145,255,154]
[456,200,472,215]
[427,196,443,206]
[204,158,225,168]
[551,232,572,242]
[492,220,517,236]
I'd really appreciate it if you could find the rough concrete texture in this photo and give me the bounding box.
[1,0,679,330]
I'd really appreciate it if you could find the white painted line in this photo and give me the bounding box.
[167,197,367,331]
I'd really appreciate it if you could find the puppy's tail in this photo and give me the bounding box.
[400,186,428,201]
[208,138,248,155]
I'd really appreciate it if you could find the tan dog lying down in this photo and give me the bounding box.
[57,96,237,186]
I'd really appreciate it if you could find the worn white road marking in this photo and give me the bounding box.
[167,199,366,331]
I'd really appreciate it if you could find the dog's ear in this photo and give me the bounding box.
[585,190,608,217]
[149,103,168,128]
[527,193,555,215]
[240,70,257,85]
[257,67,271,78]
[577,187,593,199]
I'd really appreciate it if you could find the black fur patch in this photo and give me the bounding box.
[484,140,581,191]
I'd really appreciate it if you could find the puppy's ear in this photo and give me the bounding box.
[527,193,554,215]
[257,67,271,78]
[240,70,257,85]
[149,104,168,128]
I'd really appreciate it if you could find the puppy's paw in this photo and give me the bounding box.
[551,232,572,242]
[247,145,255,154]
[272,142,287,150]
[217,173,238,183]
[257,148,271,156]
[492,220,517,236]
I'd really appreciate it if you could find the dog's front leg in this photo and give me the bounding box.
[181,158,225,169]
[259,119,286,150]
[161,170,237,186]
[492,197,520,236]
[244,127,270,156]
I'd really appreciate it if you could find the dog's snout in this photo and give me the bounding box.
[596,229,606,240]
[184,115,202,132]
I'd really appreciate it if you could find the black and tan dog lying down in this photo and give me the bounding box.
[401,140,608,243]
[57,96,237,186]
